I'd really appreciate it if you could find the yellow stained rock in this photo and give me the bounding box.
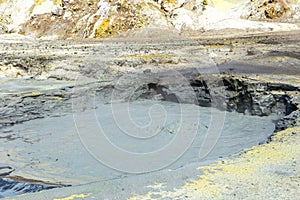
[166,0,176,3]
[94,18,111,38]
[53,0,63,6]
[128,126,300,199]
[35,0,45,5]
[53,193,91,200]
[35,0,62,6]
[183,126,300,196]
[211,0,236,10]
[118,54,176,61]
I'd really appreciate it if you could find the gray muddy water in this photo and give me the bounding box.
[0,99,277,198]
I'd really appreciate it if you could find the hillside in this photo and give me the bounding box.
[1,0,300,39]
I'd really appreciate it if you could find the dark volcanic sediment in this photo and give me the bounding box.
[1,31,300,127]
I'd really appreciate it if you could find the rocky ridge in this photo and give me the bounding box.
[1,0,300,39]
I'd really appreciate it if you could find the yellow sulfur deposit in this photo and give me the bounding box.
[53,0,63,6]
[128,125,300,199]
[35,0,45,5]
[166,0,176,3]
[53,193,91,200]
[211,0,236,10]
[94,18,111,38]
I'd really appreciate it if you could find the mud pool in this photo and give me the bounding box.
[0,99,278,198]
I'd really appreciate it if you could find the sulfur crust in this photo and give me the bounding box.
[128,125,300,199]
